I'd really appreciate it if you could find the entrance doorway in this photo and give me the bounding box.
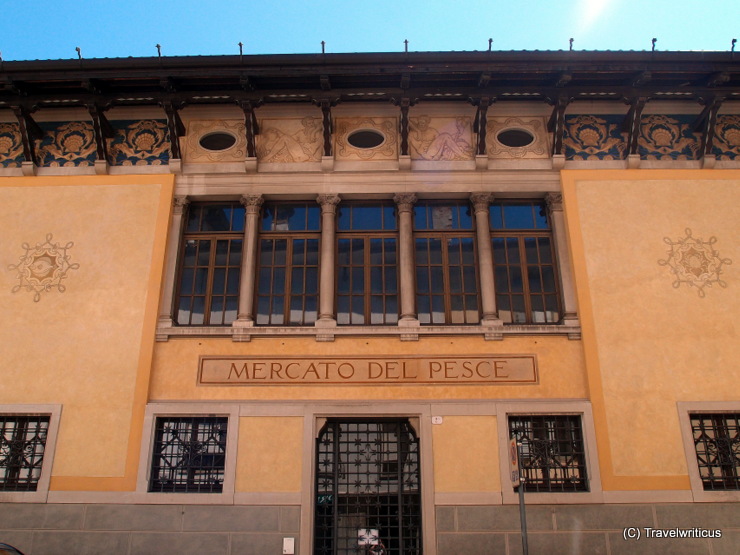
[314,419,422,554]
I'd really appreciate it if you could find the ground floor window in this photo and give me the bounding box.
[148,416,228,493]
[690,412,740,491]
[0,414,50,492]
[314,419,422,555]
[508,414,588,492]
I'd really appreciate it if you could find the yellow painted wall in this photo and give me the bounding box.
[562,170,740,490]
[150,335,586,401]
[236,417,303,492]
[0,175,174,489]
[432,416,500,493]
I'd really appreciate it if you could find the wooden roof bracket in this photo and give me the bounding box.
[11,104,43,169]
[471,96,493,156]
[87,103,115,168]
[622,96,647,158]
[696,96,724,165]
[547,95,571,157]
[161,100,186,160]
[238,99,262,158]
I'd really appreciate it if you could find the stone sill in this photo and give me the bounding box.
[155,323,581,342]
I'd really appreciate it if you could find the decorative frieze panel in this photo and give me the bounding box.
[0,123,24,167]
[408,116,474,161]
[255,117,322,163]
[183,120,247,163]
[334,117,397,160]
[638,115,699,160]
[486,117,548,159]
[108,120,170,166]
[712,115,740,160]
[563,115,625,160]
[37,122,96,167]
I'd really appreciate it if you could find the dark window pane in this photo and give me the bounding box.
[291,268,304,294]
[212,268,226,295]
[385,268,398,294]
[197,241,211,265]
[194,268,208,294]
[338,267,351,293]
[492,238,506,264]
[503,204,535,229]
[416,268,429,293]
[305,239,319,265]
[183,241,197,267]
[511,295,525,323]
[306,268,318,294]
[228,240,242,266]
[226,268,240,295]
[506,238,520,263]
[510,266,523,292]
[534,203,549,229]
[273,268,285,295]
[490,204,504,229]
[180,268,194,296]
[191,297,205,325]
[210,297,224,324]
[528,266,542,293]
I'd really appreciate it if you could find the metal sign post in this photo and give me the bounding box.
[510,434,529,555]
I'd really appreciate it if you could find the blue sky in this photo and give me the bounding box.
[1,0,738,61]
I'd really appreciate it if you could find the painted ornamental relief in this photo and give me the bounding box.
[486,117,548,159]
[8,234,79,302]
[255,117,322,163]
[183,120,247,163]
[37,122,97,166]
[713,115,740,160]
[658,228,732,297]
[563,115,626,160]
[0,123,24,167]
[108,120,170,166]
[334,117,397,160]
[638,115,699,160]
[408,116,474,161]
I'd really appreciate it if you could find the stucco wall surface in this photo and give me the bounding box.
[0,175,173,482]
[563,170,739,484]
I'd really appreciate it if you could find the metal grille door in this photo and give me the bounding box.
[314,419,422,554]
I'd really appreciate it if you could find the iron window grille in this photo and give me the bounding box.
[256,202,320,325]
[414,201,480,325]
[690,413,740,491]
[336,203,399,325]
[149,416,228,493]
[315,419,422,555]
[508,414,588,492]
[175,203,244,326]
[0,415,50,492]
[491,201,562,324]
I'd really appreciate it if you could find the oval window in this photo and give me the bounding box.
[347,129,385,149]
[199,132,237,151]
[497,129,535,148]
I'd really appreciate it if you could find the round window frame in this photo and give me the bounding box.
[495,128,536,148]
[198,131,238,152]
[347,128,387,150]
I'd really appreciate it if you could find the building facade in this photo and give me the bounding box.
[0,51,738,554]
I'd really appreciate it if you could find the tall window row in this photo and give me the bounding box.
[173,197,563,327]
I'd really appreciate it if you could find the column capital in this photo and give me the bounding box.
[316,194,341,213]
[469,192,494,213]
[240,194,264,214]
[393,193,418,213]
[173,195,190,215]
[545,192,564,212]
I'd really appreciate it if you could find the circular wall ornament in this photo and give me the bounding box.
[8,234,80,302]
[199,132,237,151]
[496,129,535,148]
[347,129,386,149]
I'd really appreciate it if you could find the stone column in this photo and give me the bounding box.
[233,194,264,333]
[316,194,340,327]
[470,192,501,325]
[394,193,419,328]
[157,196,189,336]
[546,192,579,327]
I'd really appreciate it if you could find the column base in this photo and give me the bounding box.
[702,154,716,169]
[232,318,254,342]
[551,154,565,170]
[94,160,109,175]
[321,156,334,172]
[245,157,258,173]
[475,154,488,170]
[169,158,182,174]
[399,155,411,170]
[627,154,641,169]
[398,317,420,341]
[481,317,504,341]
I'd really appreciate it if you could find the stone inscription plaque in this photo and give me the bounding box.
[198,355,538,386]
